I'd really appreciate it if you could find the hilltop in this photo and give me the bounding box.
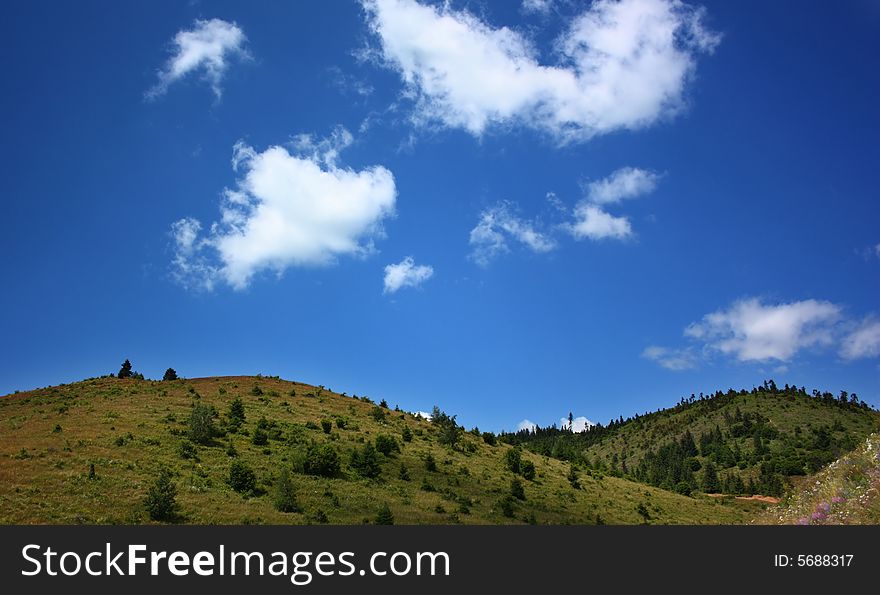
[506,383,880,498]
[0,375,767,525]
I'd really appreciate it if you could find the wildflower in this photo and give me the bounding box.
[796,517,810,526]
[811,511,827,523]
[832,496,845,504]
[816,502,831,514]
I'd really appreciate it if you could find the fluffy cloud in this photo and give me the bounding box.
[469,202,556,266]
[560,416,595,432]
[171,128,396,290]
[383,256,434,293]
[362,0,719,143]
[840,319,880,360]
[641,345,697,370]
[147,18,248,99]
[569,204,632,240]
[587,167,661,204]
[517,419,538,432]
[684,298,841,362]
[521,0,554,15]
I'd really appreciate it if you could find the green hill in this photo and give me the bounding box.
[506,383,879,498]
[757,432,880,525]
[0,375,768,525]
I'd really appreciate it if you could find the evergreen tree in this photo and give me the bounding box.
[505,448,522,474]
[424,453,437,472]
[510,477,526,500]
[273,467,300,513]
[375,503,394,525]
[701,461,720,493]
[187,403,218,445]
[228,460,257,494]
[521,459,536,480]
[398,463,410,481]
[350,443,382,478]
[227,397,246,433]
[118,359,133,379]
[144,468,178,521]
[162,368,178,381]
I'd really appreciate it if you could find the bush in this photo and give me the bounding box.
[371,406,387,423]
[335,417,348,430]
[401,426,413,442]
[178,441,198,460]
[144,468,178,522]
[498,496,516,518]
[375,434,400,456]
[505,448,522,474]
[274,467,300,513]
[398,464,410,481]
[481,432,496,446]
[431,406,462,447]
[187,403,218,445]
[521,459,536,481]
[302,443,340,477]
[510,477,526,500]
[351,443,382,478]
[374,503,394,525]
[163,368,178,381]
[567,465,580,489]
[251,427,269,446]
[320,419,333,434]
[228,460,257,494]
[424,453,437,472]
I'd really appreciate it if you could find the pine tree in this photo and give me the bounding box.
[144,468,178,521]
[118,359,133,379]
[274,467,300,513]
[375,503,394,525]
[701,461,720,493]
[162,368,178,381]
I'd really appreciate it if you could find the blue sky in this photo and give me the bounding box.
[1,0,879,432]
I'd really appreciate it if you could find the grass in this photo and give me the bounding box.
[0,375,766,525]
[756,433,880,525]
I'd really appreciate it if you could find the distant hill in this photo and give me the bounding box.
[504,382,880,498]
[0,376,767,525]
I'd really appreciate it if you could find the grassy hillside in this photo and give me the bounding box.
[507,384,879,497]
[0,376,765,525]
[757,432,880,525]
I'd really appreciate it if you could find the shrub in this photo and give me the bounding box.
[510,477,526,500]
[228,460,257,494]
[424,453,437,472]
[320,419,333,434]
[187,403,218,445]
[498,496,515,518]
[505,448,522,474]
[351,443,382,478]
[250,386,263,397]
[481,432,497,446]
[226,442,238,458]
[144,468,178,522]
[370,406,387,423]
[431,406,462,447]
[251,427,268,446]
[163,368,178,381]
[335,417,348,430]
[178,441,198,460]
[379,399,389,409]
[567,465,580,489]
[302,443,341,477]
[305,421,319,430]
[374,503,394,525]
[398,464,410,481]
[401,426,413,442]
[521,459,536,481]
[274,467,300,513]
[375,434,400,456]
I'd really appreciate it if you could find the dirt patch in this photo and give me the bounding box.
[705,493,780,504]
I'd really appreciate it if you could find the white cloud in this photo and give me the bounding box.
[641,345,697,370]
[469,202,556,266]
[383,256,434,293]
[517,419,538,432]
[684,298,842,362]
[362,0,719,143]
[414,410,433,420]
[840,319,880,360]
[875,243,880,259]
[560,416,595,432]
[171,127,396,290]
[148,18,249,99]
[587,167,661,204]
[569,204,632,240]
[521,0,554,15]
